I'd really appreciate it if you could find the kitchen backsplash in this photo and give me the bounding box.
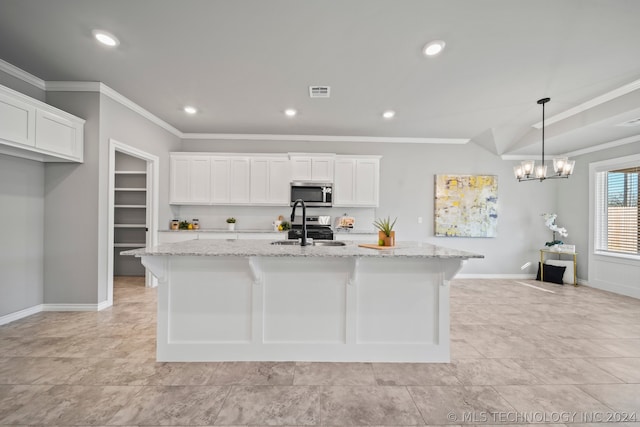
[170,205,376,231]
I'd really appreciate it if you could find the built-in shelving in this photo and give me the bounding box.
[114,243,145,248]
[115,170,147,175]
[113,153,147,277]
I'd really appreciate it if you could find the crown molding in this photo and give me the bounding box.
[182,133,470,144]
[501,133,640,160]
[532,78,640,129]
[0,58,46,90]
[563,134,640,157]
[45,81,183,137]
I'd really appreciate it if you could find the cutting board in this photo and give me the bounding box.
[358,243,396,250]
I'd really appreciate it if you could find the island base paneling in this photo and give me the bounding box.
[142,255,456,362]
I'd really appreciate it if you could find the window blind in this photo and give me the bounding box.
[595,166,639,255]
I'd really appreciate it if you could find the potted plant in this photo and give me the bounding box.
[373,216,397,246]
[226,217,236,231]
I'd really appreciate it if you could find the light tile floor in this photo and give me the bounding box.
[1,277,639,426]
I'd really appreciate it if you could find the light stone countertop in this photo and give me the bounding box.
[161,228,377,234]
[123,239,483,259]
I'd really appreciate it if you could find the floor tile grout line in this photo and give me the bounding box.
[405,385,428,425]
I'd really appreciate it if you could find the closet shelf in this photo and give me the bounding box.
[115,170,146,175]
[115,187,146,192]
[114,243,145,248]
[114,224,147,228]
[115,204,146,208]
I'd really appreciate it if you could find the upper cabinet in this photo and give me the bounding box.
[333,155,381,207]
[250,156,291,205]
[290,154,334,182]
[0,84,84,162]
[170,155,211,204]
[170,153,289,206]
[169,152,380,207]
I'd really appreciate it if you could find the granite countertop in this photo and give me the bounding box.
[162,229,283,233]
[162,228,377,234]
[122,239,483,259]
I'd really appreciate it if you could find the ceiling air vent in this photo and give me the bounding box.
[616,117,640,127]
[309,86,330,98]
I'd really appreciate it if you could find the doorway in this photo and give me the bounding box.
[107,139,159,306]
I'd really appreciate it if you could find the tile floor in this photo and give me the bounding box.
[1,277,639,426]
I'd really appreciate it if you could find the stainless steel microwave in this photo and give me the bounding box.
[290,181,333,207]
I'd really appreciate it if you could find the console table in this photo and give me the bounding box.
[540,249,577,286]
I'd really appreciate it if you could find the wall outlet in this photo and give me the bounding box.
[417,216,423,224]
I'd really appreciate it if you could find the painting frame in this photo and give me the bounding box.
[434,174,498,237]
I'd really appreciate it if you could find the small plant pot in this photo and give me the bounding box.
[378,230,395,246]
[228,223,235,231]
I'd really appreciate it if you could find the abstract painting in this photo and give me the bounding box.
[434,175,498,237]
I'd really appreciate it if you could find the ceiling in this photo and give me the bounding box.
[1,0,639,156]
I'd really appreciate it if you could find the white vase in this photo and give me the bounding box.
[228,223,235,231]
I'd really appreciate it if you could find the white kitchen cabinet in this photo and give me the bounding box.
[0,88,36,147]
[333,156,381,207]
[170,155,211,204]
[198,232,238,240]
[250,156,291,205]
[290,154,334,182]
[158,232,199,244]
[35,109,83,160]
[211,156,231,203]
[0,84,84,162]
[229,157,251,204]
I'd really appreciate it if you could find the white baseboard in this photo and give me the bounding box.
[42,304,102,311]
[456,273,535,279]
[579,279,640,299]
[0,301,115,326]
[97,300,113,311]
[0,304,44,325]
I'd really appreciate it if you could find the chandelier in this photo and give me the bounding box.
[514,98,575,182]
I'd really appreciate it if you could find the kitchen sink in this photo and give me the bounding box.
[311,241,346,247]
[270,240,347,247]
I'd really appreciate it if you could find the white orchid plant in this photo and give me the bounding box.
[542,213,568,247]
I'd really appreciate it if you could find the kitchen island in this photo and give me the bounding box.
[125,239,482,363]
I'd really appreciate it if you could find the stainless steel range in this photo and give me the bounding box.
[288,215,333,241]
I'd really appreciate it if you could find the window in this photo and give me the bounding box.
[594,155,640,258]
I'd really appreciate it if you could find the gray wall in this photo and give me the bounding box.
[44,92,101,305]
[0,72,45,102]
[182,139,558,276]
[557,142,640,294]
[43,92,181,305]
[0,154,44,316]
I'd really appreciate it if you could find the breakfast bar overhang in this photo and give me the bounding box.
[126,240,483,363]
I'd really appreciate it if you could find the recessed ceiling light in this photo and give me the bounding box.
[184,106,197,115]
[382,110,396,119]
[423,40,446,57]
[92,29,119,47]
[284,109,297,117]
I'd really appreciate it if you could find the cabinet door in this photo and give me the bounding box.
[0,90,36,147]
[354,159,379,206]
[311,158,334,181]
[211,157,231,203]
[190,157,211,202]
[268,158,291,204]
[229,158,250,204]
[290,157,312,181]
[170,156,210,204]
[250,158,270,203]
[333,158,356,206]
[170,157,191,203]
[35,109,81,159]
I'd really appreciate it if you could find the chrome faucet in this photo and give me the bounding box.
[291,198,308,246]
